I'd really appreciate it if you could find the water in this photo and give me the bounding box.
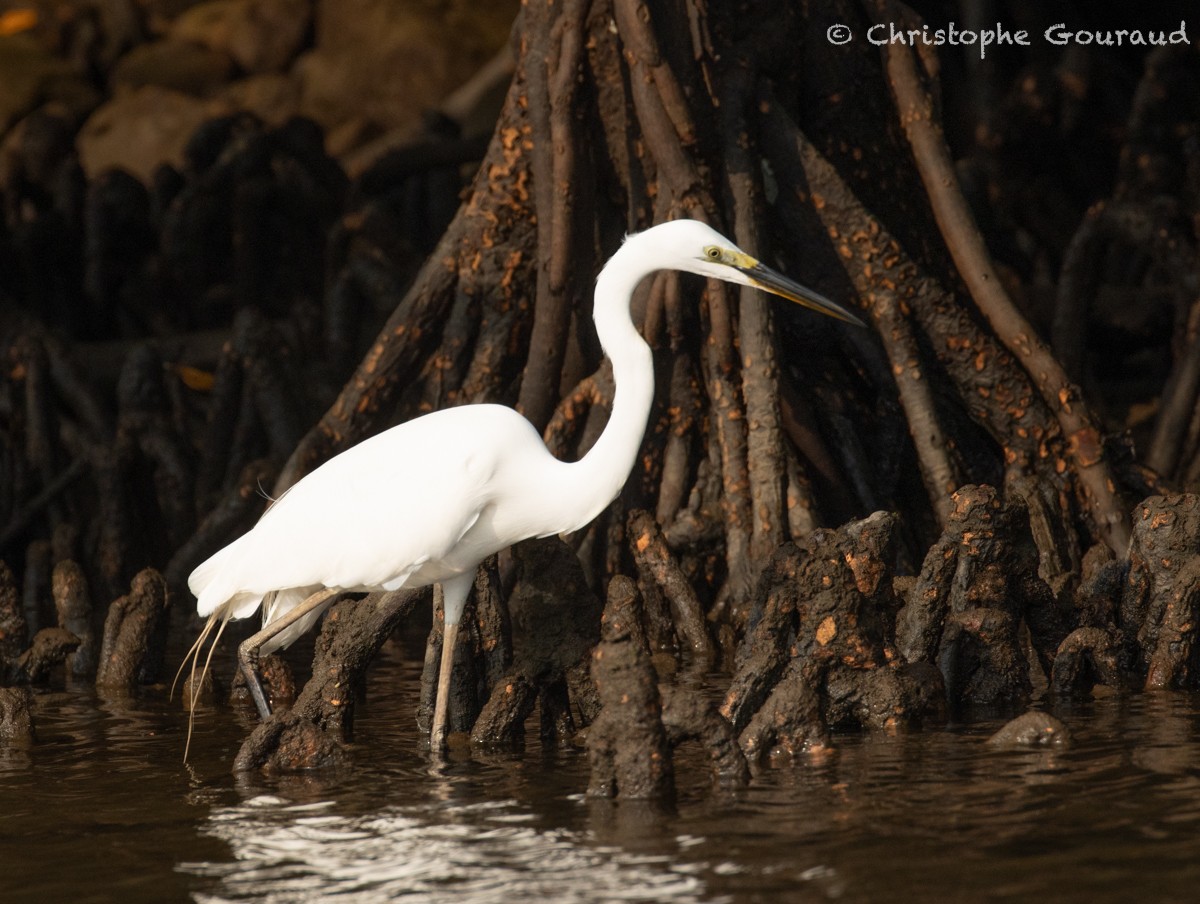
[3,638,1200,903]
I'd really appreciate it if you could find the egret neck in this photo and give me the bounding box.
[552,235,657,534]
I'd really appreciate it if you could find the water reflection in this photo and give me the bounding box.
[186,796,711,903]
[8,654,1200,903]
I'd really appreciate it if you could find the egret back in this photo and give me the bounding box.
[187,404,566,639]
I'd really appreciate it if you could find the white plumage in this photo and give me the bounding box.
[184,218,863,751]
[190,405,588,651]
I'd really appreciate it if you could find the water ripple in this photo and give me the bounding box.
[185,797,717,904]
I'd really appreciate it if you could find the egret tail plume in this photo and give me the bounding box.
[174,602,235,761]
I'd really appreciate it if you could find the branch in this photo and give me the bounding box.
[873,0,1131,554]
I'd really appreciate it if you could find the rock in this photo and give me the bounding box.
[294,0,516,135]
[171,0,311,74]
[986,711,1071,748]
[0,108,79,204]
[0,33,92,132]
[78,86,232,182]
[110,39,234,96]
[217,73,302,126]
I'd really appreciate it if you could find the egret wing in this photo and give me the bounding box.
[190,406,518,614]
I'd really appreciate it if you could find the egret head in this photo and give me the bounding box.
[640,219,865,328]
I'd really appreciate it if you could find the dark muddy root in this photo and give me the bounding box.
[0,562,27,681]
[0,687,35,744]
[470,671,539,747]
[181,666,220,708]
[232,589,420,772]
[1050,627,1126,695]
[1123,495,1200,689]
[233,710,348,773]
[469,538,602,748]
[826,661,947,733]
[738,659,828,761]
[230,653,296,713]
[585,574,750,796]
[896,485,1063,708]
[52,560,96,678]
[2,0,1196,791]
[723,511,942,762]
[628,509,713,661]
[15,627,81,684]
[96,568,170,688]
[587,576,674,800]
[659,685,749,790]
[1074,544,1128,631]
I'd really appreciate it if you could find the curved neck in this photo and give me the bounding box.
[558,238,657,531]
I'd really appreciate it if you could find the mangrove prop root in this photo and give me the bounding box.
[233,589,421,771]
[470,671,539,747]
[52,560,95,678]
[96,569,170,689]
[463,539,602,748]
[230,653,296,713]
[659,684,749,788]
[16,628,80,684]
[1050,628,1125,695]
[897,485,1063,706]
[0,561,27,680]
[587,575,674,800]
[627,509,712,659]
[738,658,827,762]
[3,0,1198,786]
[233,710,348,773]
[0,687,35,744]
[726,510,945,757]
[1123,495,1200,690]
[873,0,1131,555]
[294,590,422,738]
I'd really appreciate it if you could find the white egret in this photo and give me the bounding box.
[184,218,864,751]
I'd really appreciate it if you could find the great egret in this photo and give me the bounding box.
[184,218,863,752]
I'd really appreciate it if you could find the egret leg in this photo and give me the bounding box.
[429,573,475,751]
[237,588,340,720]
[430,619,459,751]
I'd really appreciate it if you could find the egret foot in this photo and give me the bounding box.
[237,637,272,720]
[237,588,341,721]
[431,619,460,751]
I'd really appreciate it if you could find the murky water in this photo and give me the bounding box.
[4,635,1200,904]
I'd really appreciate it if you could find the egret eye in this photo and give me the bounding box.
[705,246,722,261]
